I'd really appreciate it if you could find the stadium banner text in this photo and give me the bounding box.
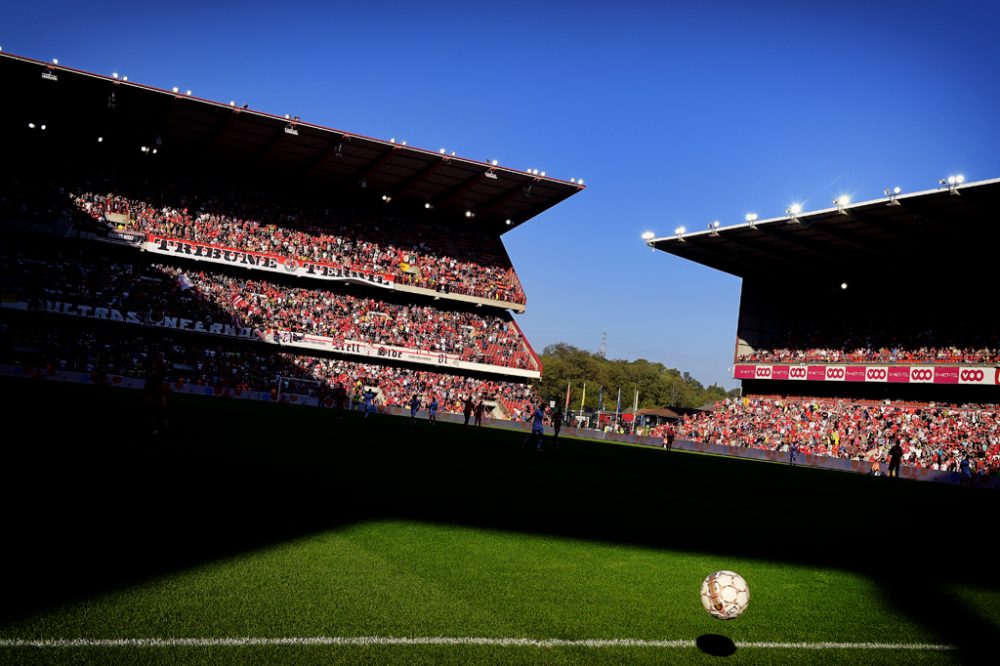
[271,330,540,379]
[734,363,998,386]
[144,235,394,289]
[23,300,253,338]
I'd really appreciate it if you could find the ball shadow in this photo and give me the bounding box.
[696,634,737,657]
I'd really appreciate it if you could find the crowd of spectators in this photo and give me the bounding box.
[3,246,537,370]
[676,395,1000,475]
[738,319,998,365]
[0,322,540,419]
[71,186,527,305]
[739,346,996,365]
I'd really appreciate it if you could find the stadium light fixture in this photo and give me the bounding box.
[40,124,46,130]
[439,148,447,154]
[884,186,902,206]
[834,194,850,215]
[674,226,687,242]
[229,101,236,107]
[578,179,584,185]
[112,72,119,79]
[505,219,513,226]
[27,122,35,129]
[52,58,58,65]
[708,220,721,236]
[641,231,656,249]
[745,213,758,229]
[940,174,965,195]
[381,195,392,203]
[484,170,498,180]
[491,159,499,166]
[121,75,127,81]
[424,202,433,209]
[172,86,179,93]
[840,282,848,290]
[97,136,103,143]
[41,67,58,82]
[186,90,192,96]
[465,210,475,218]
[284,123,299,136]
[786,203,803,224]
[389,137,395,143]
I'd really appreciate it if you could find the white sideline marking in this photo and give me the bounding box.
[0,636,957,651]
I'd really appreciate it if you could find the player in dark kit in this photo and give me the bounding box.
[463,397,474,426]
[474,400,485,427]
[887,440,904,478]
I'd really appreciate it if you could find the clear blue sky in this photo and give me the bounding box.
[5,1,999,388]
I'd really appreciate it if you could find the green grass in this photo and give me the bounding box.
[0,378,996,664]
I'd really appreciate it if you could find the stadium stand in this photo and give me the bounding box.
[674,396,999,475]
[2,243,538,371]
[647,177,1000,480]
[0,320,540,418]
[70,186,528,306]
[1,51,582,424]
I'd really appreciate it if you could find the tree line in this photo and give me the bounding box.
[533,343,739,411]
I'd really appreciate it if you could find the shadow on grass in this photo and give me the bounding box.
[1,377,997,662]
[696,634,737,656]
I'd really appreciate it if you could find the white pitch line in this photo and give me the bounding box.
[0,636,957,651]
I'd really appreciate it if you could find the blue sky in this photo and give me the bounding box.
[5,1,999,388]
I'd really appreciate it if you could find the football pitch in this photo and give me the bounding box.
[0,379,996,665]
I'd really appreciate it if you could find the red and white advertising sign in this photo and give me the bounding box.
[731,363,997,387]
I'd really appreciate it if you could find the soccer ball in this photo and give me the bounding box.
[700,570,750,620]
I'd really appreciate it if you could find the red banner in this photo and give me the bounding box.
[732,363,998,387]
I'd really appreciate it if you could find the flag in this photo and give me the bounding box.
[232,293,247,309]
[597,385,604,413]
[633,388,639,428]
[615,387,621,422]
[177,273,194,291]
[564,381,571,413]
[580,383,586,414]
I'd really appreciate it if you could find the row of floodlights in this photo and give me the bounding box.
[32,55,585,186]
[647,175,967,240]
[381,194,513,225]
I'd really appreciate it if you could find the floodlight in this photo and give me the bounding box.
[786,203,802,223]
[424,202,433,209]
[835,194,850,214]
[641,231,655,241]
[284,123,299,136]
[884,186,902,206]
[708,220,721,236]
[840,282,848,290]
[941,174,965,195]
[675,226,686,235]
[27,122,35,129]
[505,219,513,226]
[172,86,179,93]
[491,159,499,166]
[97,137,103,143]
[52,58,58,64]
[484,170,498,180]
[465,210,475,218]
[112,72,119,79]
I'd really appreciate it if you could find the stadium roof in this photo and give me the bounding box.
[645,177,1000,280]
[1,51,584,234]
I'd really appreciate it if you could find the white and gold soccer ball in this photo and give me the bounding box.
[700,570,750,620]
